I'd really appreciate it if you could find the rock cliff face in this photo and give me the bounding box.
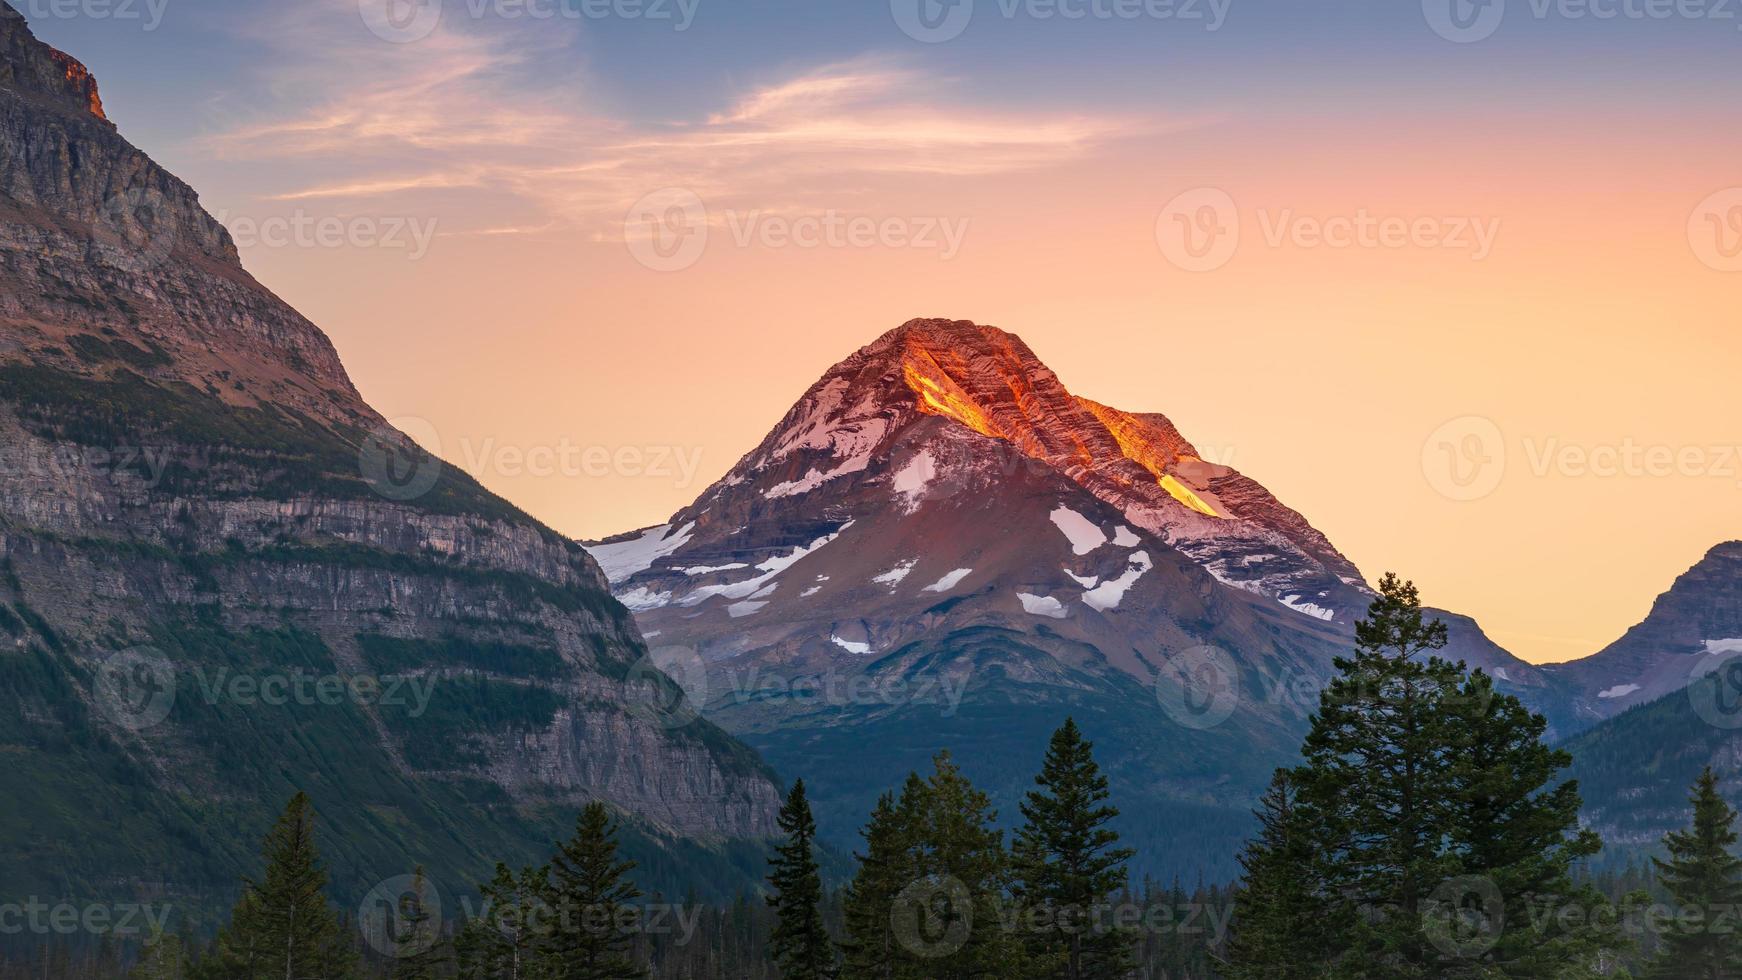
[0,8,778,908]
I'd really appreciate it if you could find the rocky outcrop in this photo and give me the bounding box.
[0,10,779,907]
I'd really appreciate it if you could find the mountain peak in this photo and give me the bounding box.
[619,317,1369,625]
[1,6,108,122]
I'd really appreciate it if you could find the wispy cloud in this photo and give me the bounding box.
[201,5,1141,236]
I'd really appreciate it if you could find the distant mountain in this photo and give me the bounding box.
[1563,670,1742,861]
[0,6,778,916]
[591,317,1570,879]
[1552,541,1742,722]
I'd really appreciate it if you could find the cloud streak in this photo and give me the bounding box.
[201,7,1136,236]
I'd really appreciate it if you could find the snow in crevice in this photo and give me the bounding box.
[921,568,974,593]
[873,559,918,589]
[892,450,939,514]
[1050,506,1107,556]
[831,634,872,655]
[1082,552,1153,612]
[1063,569,1099,589]
[683,563,749,576]
[801,585,823,597]
[678,523,854,607]
[618,586,674,611]
[588,522,695,584]
[1598,684,1641,699]
[765,453,875,500]
[1018,593,1068,619]
[1492,667,1510,682]
[1279,594,1336,621]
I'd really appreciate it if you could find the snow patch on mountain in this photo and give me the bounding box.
[1707,639,1742,655]
[1279,594,1335,621]
[766,453,874,499]
[893,450,939,513]
[618,586,674,611]
[589,523,695,584]
[1064,569,1099,589]
[1082,551,1153,612]
[1112,526,1140,547]
[1598,684,1641,699]
[678,523,853,607]
[684,563,749,575]
[1018,593,1068,619]
[874,560,918,588]
[831,634,872,655]
[728,601,769,618]
[922,568,974,593]
[1050,506,1107,556]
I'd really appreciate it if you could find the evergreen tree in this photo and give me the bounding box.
[767,780,834,979]
[1441,669,1613,975]
[545,802,645,979]
[210,791,357,979]
[1011,718,1136,980]
[893,753,1015,980]
[390,867,448,980]
[455,864,555,980]
[1650,768,1742,979]
[1230,574,1622,978]
[839,791,913,980]
[1222,771,1330,980]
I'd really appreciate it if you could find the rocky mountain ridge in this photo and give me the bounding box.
[0,8,780,910]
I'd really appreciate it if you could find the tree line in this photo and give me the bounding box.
[11,573,1742,978]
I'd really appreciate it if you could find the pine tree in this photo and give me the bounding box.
[1222,771,1330,980]
[455,864,555,980]
[896,752,1015,980]
[1231,574,1623,978]
[211,791,357,979]
[1650,768,1742,979]
[545,801,645,979]
[767,780,834,979]
[839,791,913,980]
[390,867,448,980]
[1011,718,1136,980]
[1441,668,1613,976]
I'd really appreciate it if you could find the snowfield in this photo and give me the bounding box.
[1018,592,1069,619]
[1050,505,1107,556]
[588,523,695,584]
